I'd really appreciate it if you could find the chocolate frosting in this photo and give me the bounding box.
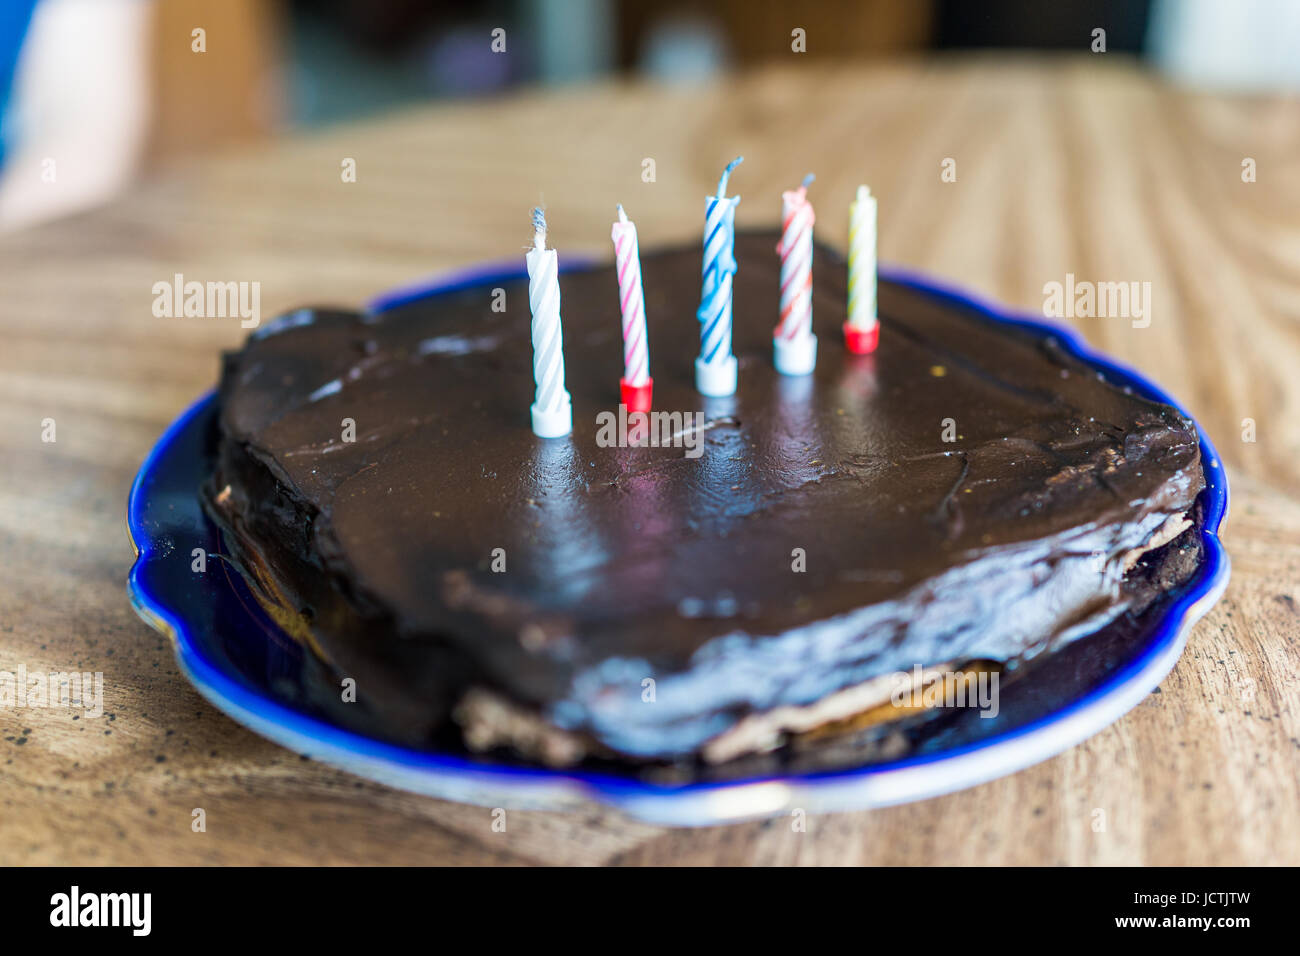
[206,231,1204,761]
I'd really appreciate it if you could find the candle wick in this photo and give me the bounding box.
[799,172,815,196]
[531,206,547,250]
[717,155,744,198]
[616,204,628,223]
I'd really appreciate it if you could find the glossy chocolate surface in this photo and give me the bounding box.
[207,232,1203,760]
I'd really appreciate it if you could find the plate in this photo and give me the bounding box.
[127,264,1230,826]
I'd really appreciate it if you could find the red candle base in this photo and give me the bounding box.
[620,376,653,413]
[842,321,879,355]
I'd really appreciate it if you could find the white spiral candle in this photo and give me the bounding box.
[773,173,817,376]
[526,207,572,438]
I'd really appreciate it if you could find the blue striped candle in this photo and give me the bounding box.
[695,156,743,397]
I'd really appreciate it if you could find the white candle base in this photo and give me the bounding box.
[773,333,817,376]
[695,355,737,397]
[530,393,573,438]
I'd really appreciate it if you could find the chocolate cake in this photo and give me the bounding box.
[202,231,1205,770]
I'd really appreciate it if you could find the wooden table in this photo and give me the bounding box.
[3,57,1297,865]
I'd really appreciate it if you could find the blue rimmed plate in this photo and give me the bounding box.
[127,264,1230,827]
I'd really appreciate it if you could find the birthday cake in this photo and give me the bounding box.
[202,230,1206,772]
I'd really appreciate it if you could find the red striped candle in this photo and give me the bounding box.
[611,204,652,412]
[774,173,817,376]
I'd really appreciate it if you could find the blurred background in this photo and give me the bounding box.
[1,0,1298,231]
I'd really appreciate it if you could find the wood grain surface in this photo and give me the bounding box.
[1,56,1297,865]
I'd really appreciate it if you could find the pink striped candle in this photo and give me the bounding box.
[773,173,818,376]
[611,204,652,412]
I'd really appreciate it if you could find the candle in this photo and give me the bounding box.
[526,207,572,438]
[611,204,653,413]
[695,156,744,397]
[773,173,818,375]
[844,184,879,354]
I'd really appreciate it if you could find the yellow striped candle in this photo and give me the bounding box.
[844,184,879,354]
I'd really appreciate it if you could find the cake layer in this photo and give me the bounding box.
[205,232,1204,762]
